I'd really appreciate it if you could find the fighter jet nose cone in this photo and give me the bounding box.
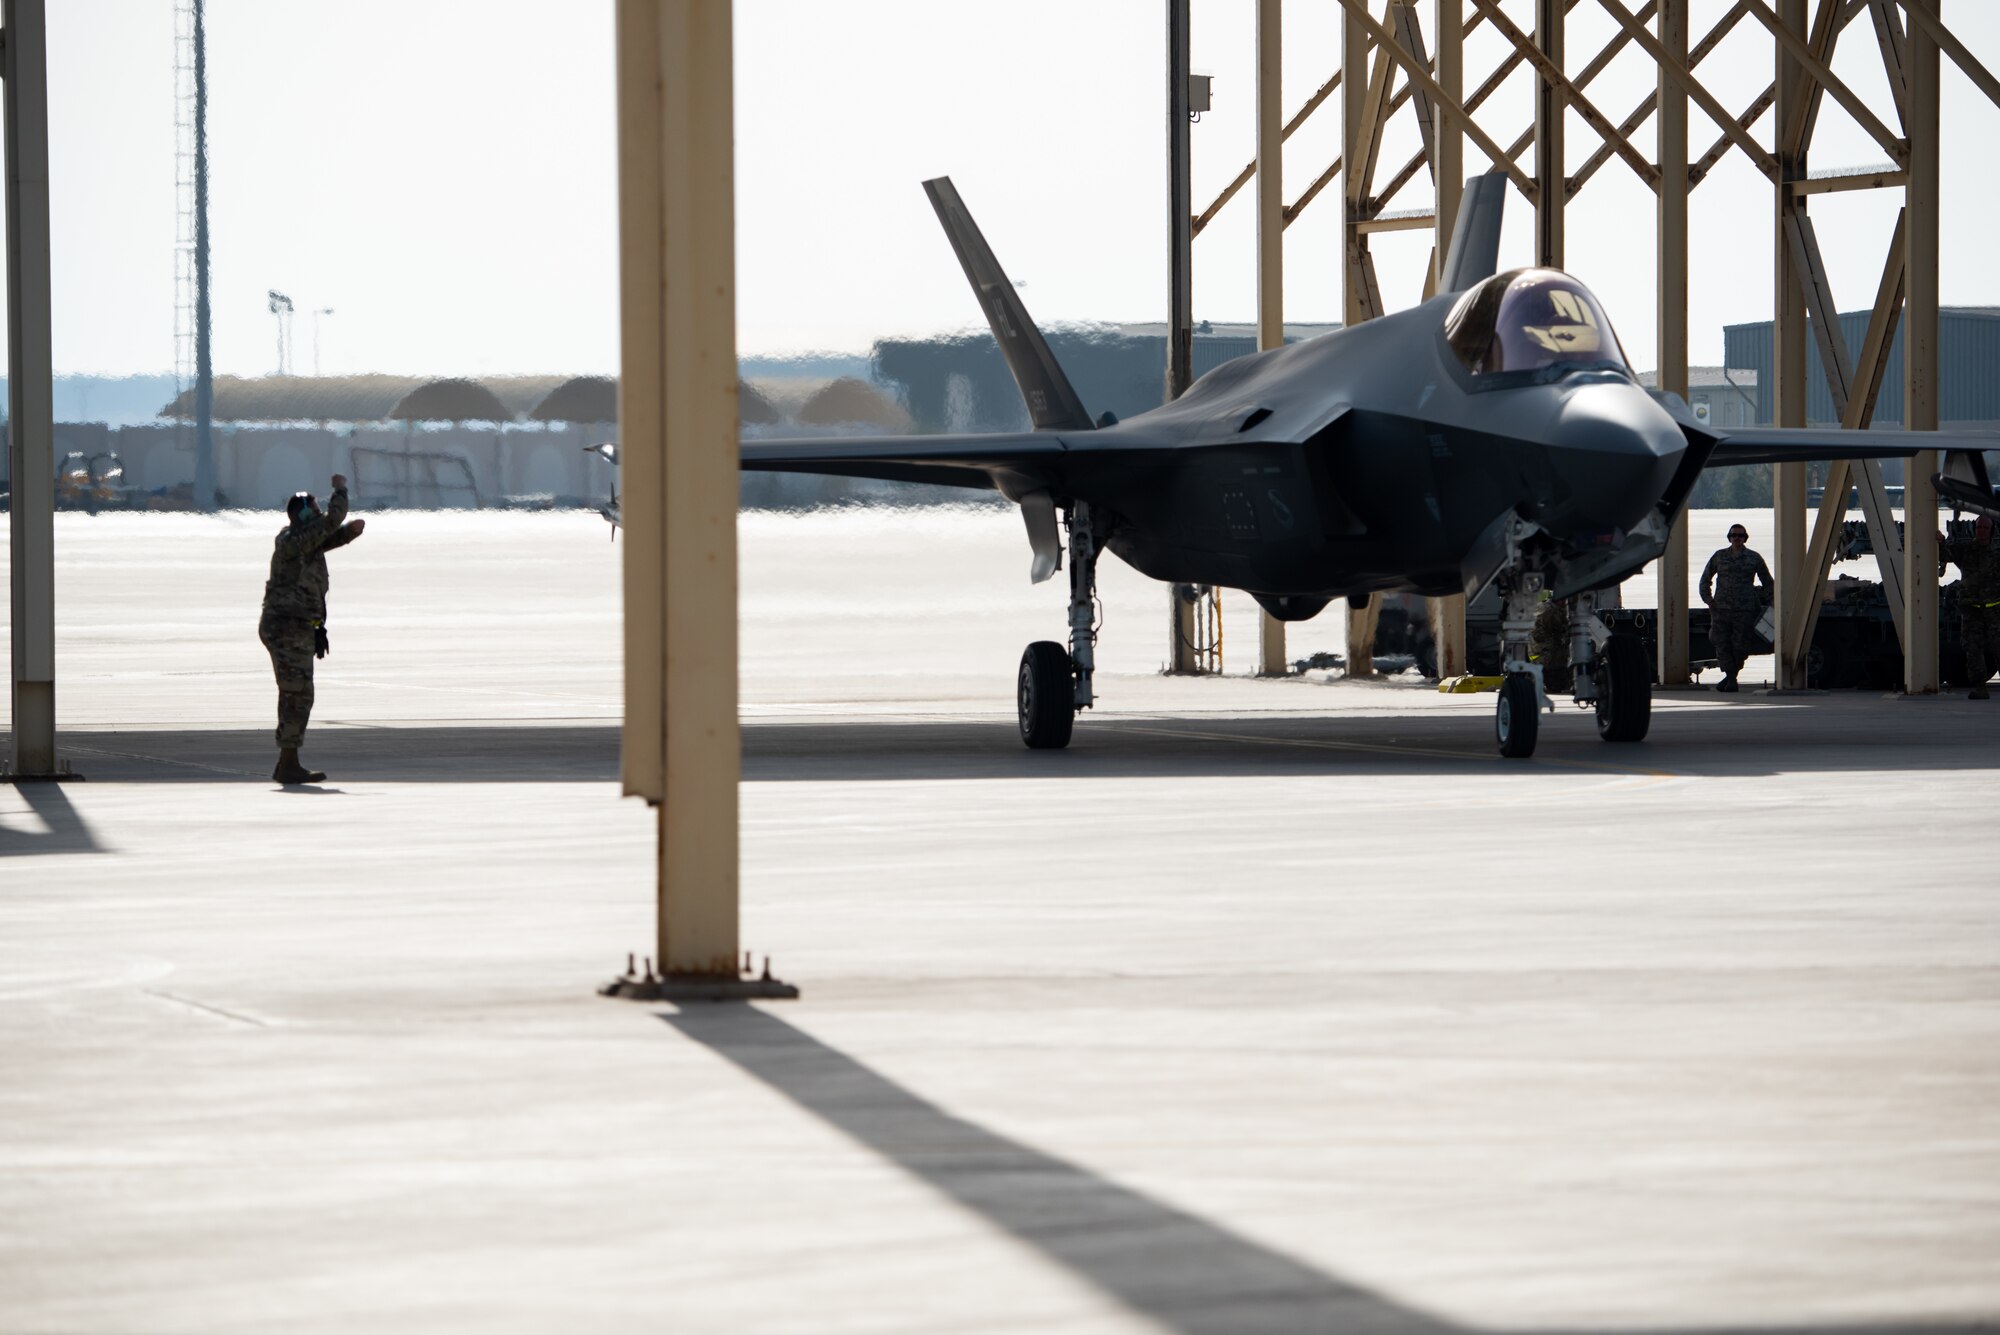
[1543,382,1686,535]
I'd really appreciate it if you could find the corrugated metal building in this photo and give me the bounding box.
[873,322,1342,433]
[1637,367,1762,430]
[1722,307,2000,426]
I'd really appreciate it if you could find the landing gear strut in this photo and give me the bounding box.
[1017,501,1098,750]
[1495,577,1552,759]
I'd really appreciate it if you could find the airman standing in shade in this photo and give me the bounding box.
[1944,513,2000,699]
[1700,523,1773,692]
[1529,594,1573,693]
[260,475,366,784]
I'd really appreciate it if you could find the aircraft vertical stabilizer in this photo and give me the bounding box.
[923,177,1095,432]
[1438,170,1507,295]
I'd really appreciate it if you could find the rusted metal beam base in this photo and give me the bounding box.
[601,976,800,1002]
[599,958,798,1003]
[0,762,82,784]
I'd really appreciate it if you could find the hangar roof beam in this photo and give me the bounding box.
[1893,0,2000,112]
[1471,0,1662,190]
[1595,0,1781,179]
[1336,0,1540,199]
[1571,0,1746,194]
[1747,0,1909,164]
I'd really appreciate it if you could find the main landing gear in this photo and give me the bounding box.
[1590,629,1651,742]
[1493,581,1651,759]
[1564,588,1650,744]
[1018,501,1098,749]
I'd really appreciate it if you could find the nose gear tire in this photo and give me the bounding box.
[1018,640,1076,750]
[1496,673,1540,759]
[1595,632,1651,742]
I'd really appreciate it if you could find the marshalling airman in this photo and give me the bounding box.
[259,474,365,784]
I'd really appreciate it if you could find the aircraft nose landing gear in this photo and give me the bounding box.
[1495,672,1540,757]
[1017,501,1098,750]
[1495,577,1553,758]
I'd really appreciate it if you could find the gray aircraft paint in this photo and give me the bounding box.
[740,172,1997,620]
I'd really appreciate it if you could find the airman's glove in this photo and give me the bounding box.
[313,624,330,659]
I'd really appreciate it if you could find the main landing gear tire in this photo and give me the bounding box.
[1495,672,1540,759]
[1595,632,1651,743]
[1018,640,1076,750]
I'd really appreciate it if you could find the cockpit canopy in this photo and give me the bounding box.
[1444,268,1628,383]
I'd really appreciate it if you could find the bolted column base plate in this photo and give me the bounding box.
[599,973,799,1003]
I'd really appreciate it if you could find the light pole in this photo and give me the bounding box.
[190,0,215,511]
[267,289,293,374]
[312,307,334,376]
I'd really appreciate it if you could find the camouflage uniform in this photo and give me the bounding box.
[259,484,357,749]
[1944,532,2000,688]
[1529,597,1573,693]
[1700,544,1773,676]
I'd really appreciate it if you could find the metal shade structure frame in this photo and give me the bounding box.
[4,0,59,780]
[1171,0,1996,693]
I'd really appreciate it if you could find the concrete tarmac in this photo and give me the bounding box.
[3,508,1998,1334]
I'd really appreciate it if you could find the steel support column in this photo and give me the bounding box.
[1165,0,1203,673]
[1771,0,1809,690]
[1255,0,1287,676]
[1902,0,1940,693]
[1426,0,1468,677]
[1166,0,1194,402]
[1534,0,1565,267]
[616,0,740,978]
[1656,0,1692,685]
[1787,215,1907,673]
[4,0,57,777]
[1343,1,1380,675]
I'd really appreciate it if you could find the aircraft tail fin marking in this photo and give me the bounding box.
[923,176,1095,432]
[1438,170,1507,295]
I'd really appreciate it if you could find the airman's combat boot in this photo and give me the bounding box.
[273,748,326,784]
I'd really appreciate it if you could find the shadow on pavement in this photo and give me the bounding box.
[0,781,102,857]
[665,1005,1990,1335]
[662,1003,1449,1335]
[17,697,1997,784]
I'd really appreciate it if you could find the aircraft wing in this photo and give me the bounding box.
[1704,424,1999,467]
[742,430,1083,495]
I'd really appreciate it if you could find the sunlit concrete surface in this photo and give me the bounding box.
[3,508,1998,1334]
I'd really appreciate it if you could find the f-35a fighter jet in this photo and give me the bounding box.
[742,173,1998,759]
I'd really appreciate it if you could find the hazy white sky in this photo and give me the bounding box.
[29,0,2000,380]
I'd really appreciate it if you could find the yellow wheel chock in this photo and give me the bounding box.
[1438,674,1506,694]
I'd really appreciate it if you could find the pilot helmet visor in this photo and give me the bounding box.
[1446,268,1629,379]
